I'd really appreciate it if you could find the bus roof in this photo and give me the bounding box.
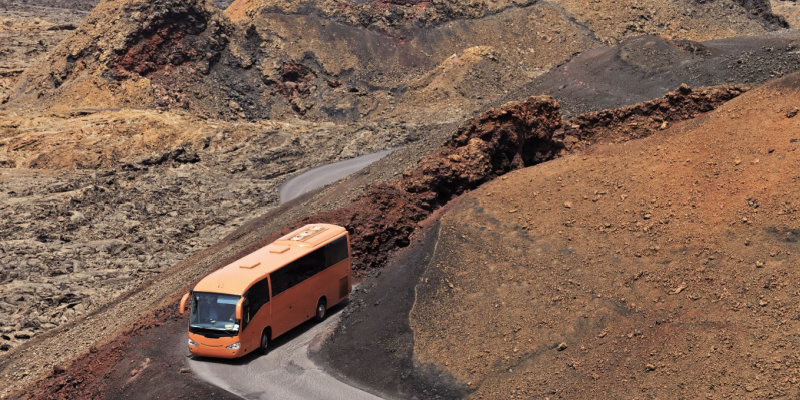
[192,224,348,296]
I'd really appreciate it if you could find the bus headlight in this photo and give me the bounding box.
[226,342,241,350]
[188,339,198,347]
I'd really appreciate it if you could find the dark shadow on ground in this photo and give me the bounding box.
[314,220,469,400]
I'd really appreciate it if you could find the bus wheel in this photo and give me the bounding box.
[258,330,269,355]
[314,298,327,322]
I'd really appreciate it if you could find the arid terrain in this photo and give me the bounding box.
[407,74,800,398]
[1,0,800,399]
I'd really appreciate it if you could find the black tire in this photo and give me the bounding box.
[258,329,269,355]
[313,298,327,322]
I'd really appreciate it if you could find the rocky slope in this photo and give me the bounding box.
[403,72,800,398]
[0,8,81,101]
[228,0,786,34]
[5,0,790,124]
[5,0,277,119]
[232,0,786,124]
[4,80,747,400]
[0,108,427,356]
[0,0,234,12]
[504,31,800,117]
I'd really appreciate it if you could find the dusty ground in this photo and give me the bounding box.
[312,83,748,399]
[406,72,800,398]
[314,219,466,399]
[1,0,800,398]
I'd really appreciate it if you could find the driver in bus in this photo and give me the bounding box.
[202,295,218,322]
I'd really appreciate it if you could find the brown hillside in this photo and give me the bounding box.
[409,72,800,398]
[5,0,283,119]
[4,0,789,123]
[231,0,783,86]
[219,0,788,124]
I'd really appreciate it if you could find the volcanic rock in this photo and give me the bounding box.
[6,0,274,119]
[505,31,800,117]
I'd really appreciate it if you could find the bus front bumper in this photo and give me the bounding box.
[189,342,244,358]
[188,336,245,359]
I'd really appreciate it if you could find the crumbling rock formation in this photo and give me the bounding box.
[5,0,396,121]
[283,84,747,276]
[9,0,248,114]
[290,96,563,274]
[274,61,316,113]
[562,84,748,147]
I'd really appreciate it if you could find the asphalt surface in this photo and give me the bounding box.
[279,148,398,203]
[187,306,383,400]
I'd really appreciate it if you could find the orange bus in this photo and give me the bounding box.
[179,224,352,358]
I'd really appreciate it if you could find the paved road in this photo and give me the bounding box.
[189,150,398,399]
[279,148,398,203]
[187,307,383,400]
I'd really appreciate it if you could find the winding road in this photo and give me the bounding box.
[279,148,398,203]
[188,150,397,399]
[187,307,381,400]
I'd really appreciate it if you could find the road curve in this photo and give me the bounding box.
[279,148,398,203]
[189,150,398,399]
[187,307,383,400]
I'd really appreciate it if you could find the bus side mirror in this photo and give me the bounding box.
[180,293,190,315]
[235,298,244,320]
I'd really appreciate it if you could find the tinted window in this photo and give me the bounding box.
[248,278,271,317]
[325,236,348,267]
[271,235,350,297]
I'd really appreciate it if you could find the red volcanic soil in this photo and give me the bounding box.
[33,303,238,400]
[19,83,747,399]
[408,72,800,398]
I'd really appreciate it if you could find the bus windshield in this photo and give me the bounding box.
[189,292,240,335]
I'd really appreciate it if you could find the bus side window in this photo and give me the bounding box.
[271,267,291,296]
[325,236,348,267]
[270,236,347,297]
[248,278,271,322]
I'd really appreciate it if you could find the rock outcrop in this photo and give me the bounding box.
[9,0,258,117]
